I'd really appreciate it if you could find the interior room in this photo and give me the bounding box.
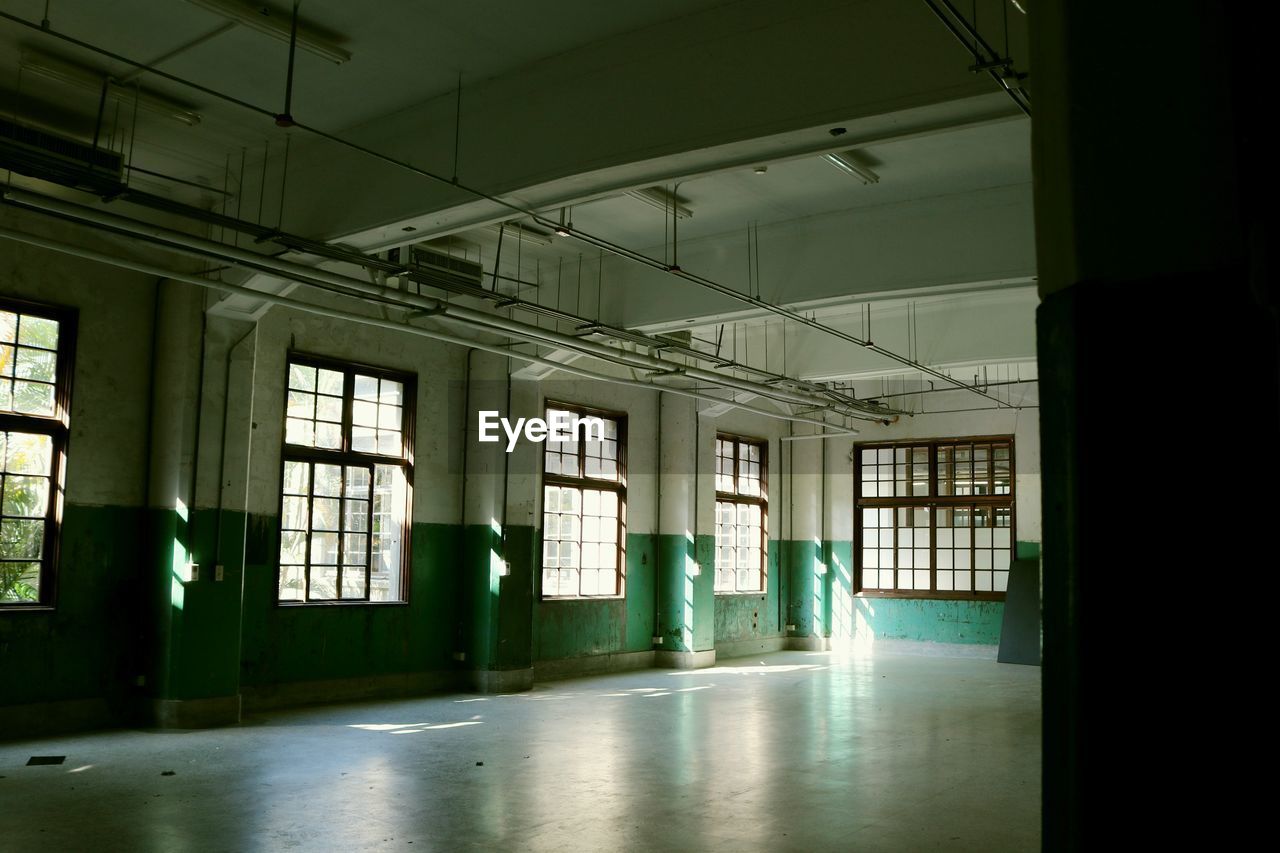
[0,2,1271,850]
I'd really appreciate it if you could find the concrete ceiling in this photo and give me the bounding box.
[0,0,742,129]
[1,0,1038,411]
[493,116,1031,255]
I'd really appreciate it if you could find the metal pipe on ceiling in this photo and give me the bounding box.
[2,188,891,421]
[0,223,860,437]
[0,9,1010,411]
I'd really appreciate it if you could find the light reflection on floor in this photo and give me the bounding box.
[0,650,1040,852]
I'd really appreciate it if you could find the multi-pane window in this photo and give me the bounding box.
[714,435,767,594]
[541,404,625,598]
[278,356,412,603]
[0,301,73,607]
[856,438,1014,598]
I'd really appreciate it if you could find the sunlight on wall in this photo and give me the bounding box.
[851,599,878,655]
[830,550,855,652]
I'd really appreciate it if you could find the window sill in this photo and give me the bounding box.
[0,604,55,613]
[540,595,625,602]
[855,591,1006,602]
[275,599,409,608]
[714,591,767,597]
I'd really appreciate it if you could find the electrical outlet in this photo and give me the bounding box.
[215,564,225,582]
[651,636,663,645]
[785,624,796,632]
[452,651,466,662]
[498,560,511,577]
[181,561,199,582]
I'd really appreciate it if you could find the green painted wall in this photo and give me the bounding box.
[2,505,1037,725]
[782,537,1032,645]
[713,540,784,643]
[150,507,245,701]
[784,538,822,637]
[0,504,144,708]
[655,533,714,652]
[240,518,463,687]
[850,597,1004,645]
[534,532,656,660]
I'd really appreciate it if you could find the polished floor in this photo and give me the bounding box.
[1,650,1040,851]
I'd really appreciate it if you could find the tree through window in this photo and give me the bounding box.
[0,299,74,607]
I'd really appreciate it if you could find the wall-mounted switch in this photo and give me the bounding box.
[180,562,199,582]
[215,564,225,582]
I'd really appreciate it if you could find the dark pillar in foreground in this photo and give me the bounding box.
[1031,4,1276,847]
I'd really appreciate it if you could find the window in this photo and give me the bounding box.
[277,355,413,603]
[0,300,74,607]
[541,403,626,598]
[856,437,1014,598]
[714,434,767,594]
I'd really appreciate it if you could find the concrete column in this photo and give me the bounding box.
[654,395,714,668]
[462,352,532,692]
[786,431,825,647]
[825,437,855,645]
[145,281,241,727]
[1031,4,1275,847]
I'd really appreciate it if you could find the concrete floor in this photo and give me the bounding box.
[0,650,1040,852]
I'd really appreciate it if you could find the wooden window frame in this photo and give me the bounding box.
[0,297,76,611]
[714,433,768,596]
[276,352,415,606]
[854,435,1014,601]
[540,400,627,600]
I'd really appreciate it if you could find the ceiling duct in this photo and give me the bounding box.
[409,245,485,291]
[0,117,123,191]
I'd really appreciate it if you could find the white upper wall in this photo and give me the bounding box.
[0,207,158,508]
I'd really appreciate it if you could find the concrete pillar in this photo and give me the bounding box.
[145,281,241,727]
[1031,4,1275,846]
[462,352,532,692]
[786,431,825,647]
[654,395,714,668]
[825,437,855,645]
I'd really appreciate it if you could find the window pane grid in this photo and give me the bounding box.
[1,310,61,419]
[542,405,625,599]
[279,357,411,604]
[857,439,1013,597]
[1,303,69,608]
[715,435,767,594]
[715,499,764,593]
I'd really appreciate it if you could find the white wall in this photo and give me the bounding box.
[0,207,158,508]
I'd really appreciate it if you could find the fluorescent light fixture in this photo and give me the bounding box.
[19,53,202,126]
[625,186,693,219]
[488,222,553,246]
[823,151,880,185]
[185,0,352,64]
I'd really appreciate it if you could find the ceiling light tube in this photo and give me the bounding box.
[488,222,553,246]
[184,0,351,64]
[823,152,880,185]
[625,187,693,219]
[19,53,202,126]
